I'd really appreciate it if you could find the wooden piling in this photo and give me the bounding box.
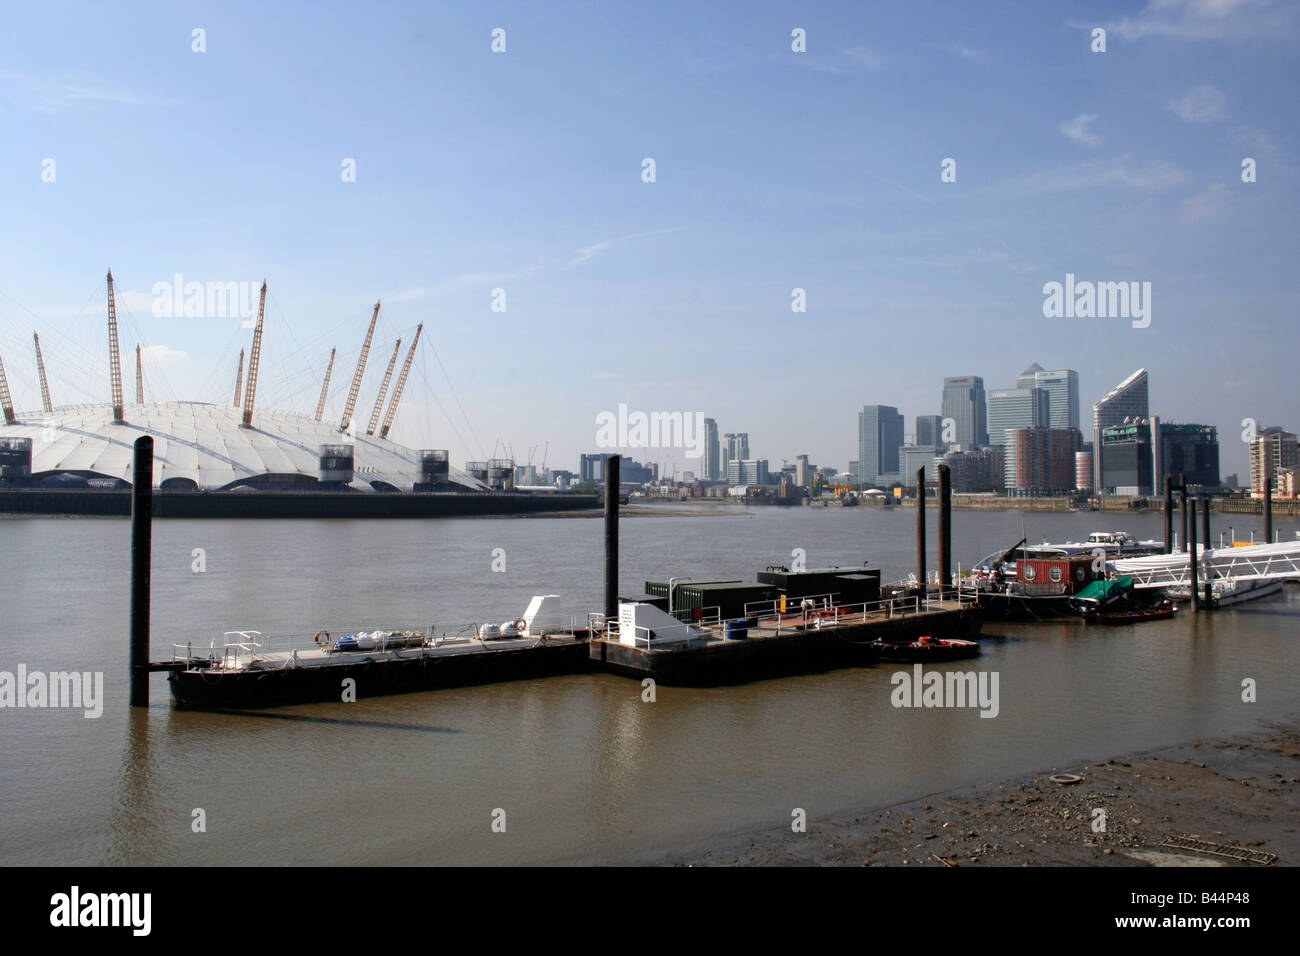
[129,436,153,707]
[1264,476,1274,544]
[1163,474,1174,555]
[604,455,620,622]
[1201,497,1213,607]
[916,468,926,593]
[938,464,952,595]
[1188,498,1199,614]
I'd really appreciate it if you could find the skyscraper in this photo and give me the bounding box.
[1250,427,1299,496]
[703,418,720,480]
[857,405,904,484]
[915,414,945,448]
[1092,368,1149,493]
[941,376,987,448]
[721,432,748,480]
[1016,364,1080,431]
[988,387,1049,447]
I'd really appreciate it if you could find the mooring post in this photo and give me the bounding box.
[938,464,952,597]
[129,435,153,707]
[1179,473,1188,553]
[1264,476,1274,544]
[916,468,926,594]
[1201,497,1213,608]
[1163,474,1174,555]
[603,455,620,625]
[1188,497,1199,614]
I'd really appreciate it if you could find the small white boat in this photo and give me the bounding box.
[1165,576,1285,608]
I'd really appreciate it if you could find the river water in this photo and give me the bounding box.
[2,505,1297,865]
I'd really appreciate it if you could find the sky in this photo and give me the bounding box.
[0,0,1296,480]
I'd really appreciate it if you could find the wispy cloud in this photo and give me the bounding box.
[567,229,679,268]
[844,47,887,70]
[1180,182,1233,222]
[141,344,187,365]
[1074,0,1296,42]
[1228,125,1294,173]
[428,263,544,294]
[792,47,887,75]
[1059,114,1103,147]
[1167,84,1227,122]
[942,42,990,64]
[1005,156,1189,195]
[0,69,178,113]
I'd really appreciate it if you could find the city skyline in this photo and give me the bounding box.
[1,1,1295,485]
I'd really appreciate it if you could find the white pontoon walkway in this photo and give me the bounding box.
[1111,540,1300,589]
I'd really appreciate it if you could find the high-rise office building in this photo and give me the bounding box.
[794,454,812,488]
[1099,419,1217,495]
[1091,368,1149,493]
[703,418,720,480]
[1017,365,1080,432]
[727,458,770,486]
[941,376,987,448]
[1250,427,1299,496]
[857,405,904,484]
[988,387,1049,447]
[721,432,749,480]
[1004,428,1082,495]
[915,414,946,449]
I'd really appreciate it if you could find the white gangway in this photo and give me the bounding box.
[1111,540,1300,589]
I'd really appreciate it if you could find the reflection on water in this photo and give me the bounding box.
[1,507,1297,864]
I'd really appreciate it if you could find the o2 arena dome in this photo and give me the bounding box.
[0,272,492,495]
[0,402,487,493]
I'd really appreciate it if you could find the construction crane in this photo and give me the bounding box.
[0,353,16,424]
[365,338,402,436]
[135,344,144,404]
[378,322,421,440]
[340,301,380,433]
[33,332,53,414]
[106,270,124,423]
[314,347,335,422]
[240,281,267,427]
[232,348,244,407]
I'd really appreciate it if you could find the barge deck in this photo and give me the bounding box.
[591,595,983,686]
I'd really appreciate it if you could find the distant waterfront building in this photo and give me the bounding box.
[579,452,615,483]
[722,432,749,479]
[1016,365,1080,432]
[988,387,1049,448]
[703,418,720,481]
[915,414,946,449]
[581,453,657,484]
[794,454,812,487]
[1091,368,1149,493]
[1075,451,1093,492]
[857,404,904,485]
[1250,427,1299,496]
[727,458,770,486]
[1100,419,1218,495]
[941,376,988,448]
[902,444,944,484]
[942,446,1005,492]
[1004,427,1082,495]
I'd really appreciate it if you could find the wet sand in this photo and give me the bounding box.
[659,719,1300,866]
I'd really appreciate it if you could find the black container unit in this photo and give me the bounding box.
[755,566,882,605]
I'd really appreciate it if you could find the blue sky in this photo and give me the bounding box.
[0,0,1295,479]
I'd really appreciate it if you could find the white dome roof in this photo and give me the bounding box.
[0,401,486,493]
